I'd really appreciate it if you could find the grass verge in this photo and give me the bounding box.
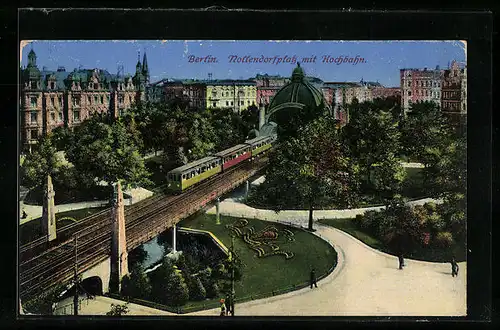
[318,218,466,263]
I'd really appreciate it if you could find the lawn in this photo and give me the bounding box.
[318,218,466,263]
[19,207,107,245]
[178,214,338,311]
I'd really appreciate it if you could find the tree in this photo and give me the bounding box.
[106,303,129,316]
[121,266,152,300]
[263,115,359,230]
[342,102,402,197]
[240,105,259,133]
[400,101,453,166]
[209,108,247,150]
[65,116,151,189]
[188,277,207,301]
[184,111,217,161]
[21,135,61,190]
[50,126,74,152]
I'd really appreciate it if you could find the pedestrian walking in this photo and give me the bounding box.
[219,299,226,316]
[225,294,231,316]
[451,256,459,277]
[398,253,405,270]
[21,210,27,219]
[310,267,318,289]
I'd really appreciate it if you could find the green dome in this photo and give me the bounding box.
[268,63,326,115]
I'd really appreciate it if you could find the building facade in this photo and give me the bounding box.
[371,87,402,100]
[254,74,290,105]
[206,80,257,113]
[400,61,467,116]
[441,60,467,115]
[20,49,149,151]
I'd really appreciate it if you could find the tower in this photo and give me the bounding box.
[141,51,149,85]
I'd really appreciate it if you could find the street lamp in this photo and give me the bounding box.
[228,233,236,316]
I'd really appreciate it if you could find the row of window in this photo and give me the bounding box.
[211,90,256,98]
[406,90,441,98]
[223,151,248,162]
[168,161,221,181]
[406,80,441,88]
[442,91,461,99]
[30,111,76,124]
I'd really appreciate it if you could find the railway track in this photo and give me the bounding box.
[19,157,268,301]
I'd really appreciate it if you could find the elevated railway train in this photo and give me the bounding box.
[167,134,276,193]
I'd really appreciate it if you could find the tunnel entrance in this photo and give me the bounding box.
[80,276,103,296]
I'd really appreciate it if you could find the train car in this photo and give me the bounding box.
[214,144,252,172]
[167,156,222,193]
[245,135,276,158]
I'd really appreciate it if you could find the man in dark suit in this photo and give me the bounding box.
[310,268,318,288]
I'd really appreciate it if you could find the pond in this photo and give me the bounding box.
[132,227,227,271]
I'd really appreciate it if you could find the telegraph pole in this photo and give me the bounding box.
[73,235,78,316]
[230,234,235,316]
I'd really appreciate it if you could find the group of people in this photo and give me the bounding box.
[398,252,460,277]
[219,295,234,316]
[218,254,460,315]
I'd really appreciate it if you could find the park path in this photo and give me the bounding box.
[54,295,175,316]
[184,199,466,316]
[208,198,442,221]
[48,197,465,317]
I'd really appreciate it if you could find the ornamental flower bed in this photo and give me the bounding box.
[226,219,295,260]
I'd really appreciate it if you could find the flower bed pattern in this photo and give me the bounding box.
[226,219,295,260]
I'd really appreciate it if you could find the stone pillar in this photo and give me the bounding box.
[245,180,249,199]
[42,175,57,242]
[172,223,177,253]
[110,181,128,293]
[216,197,221,225]
[259,101,266,131]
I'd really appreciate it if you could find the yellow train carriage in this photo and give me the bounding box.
[245,135,276,157]
[167,156,222,193]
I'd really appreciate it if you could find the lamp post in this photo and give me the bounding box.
[229,233,235,316]
[73,234,79,316]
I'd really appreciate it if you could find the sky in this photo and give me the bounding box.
[20,40,466,87]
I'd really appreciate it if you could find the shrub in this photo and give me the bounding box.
[188,277,207,301]
[358,210,379,230]
[205,281,220,299]
[121,268,152,300]
[106,303,129,316]
[165,271,190,306]
[427,212,446,232]
[423,201,437,212]
[434,231,454,248]
[412,205,429,226]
